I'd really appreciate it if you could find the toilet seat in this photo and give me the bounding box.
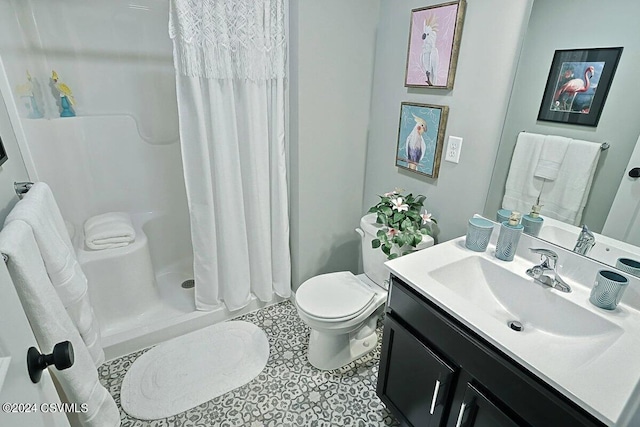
[296,272,377,322]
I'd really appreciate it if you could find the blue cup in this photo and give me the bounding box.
[465,218,494,252]
[522,215,544,237]
[589,270,629,310]
[616,258,640,278]
[496,209,511,224]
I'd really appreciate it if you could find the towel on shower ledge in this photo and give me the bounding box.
[84,212,136,250]
[0,220,120,427]
[5,182,105,366]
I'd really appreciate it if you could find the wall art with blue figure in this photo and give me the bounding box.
[395,102,449,178]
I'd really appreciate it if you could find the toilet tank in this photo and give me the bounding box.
[358,213,434,289]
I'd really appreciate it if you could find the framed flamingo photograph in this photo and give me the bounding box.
[538,47,623,127]
[404,0,466,89]
[395,102,449,178]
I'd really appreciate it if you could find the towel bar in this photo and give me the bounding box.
[14,181,33,199]
[2,182,35,260]
[520,131,609,151]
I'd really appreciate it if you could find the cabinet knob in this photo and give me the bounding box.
[629,167,640,178]
[27,341,74,383]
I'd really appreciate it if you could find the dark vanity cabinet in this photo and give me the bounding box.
[376,276,605,427]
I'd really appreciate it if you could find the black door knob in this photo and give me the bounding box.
[27,341,74,383]
[629,167,640,178]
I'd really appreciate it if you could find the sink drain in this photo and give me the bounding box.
[181,279,195,289]
[508,320,523,332]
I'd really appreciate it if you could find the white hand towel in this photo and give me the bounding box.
[536,139,601,225]
[84,212,136,250]
[502,132,545,215]
[0,220,120,427]
[534,135,571,181]
[5,182,105,366]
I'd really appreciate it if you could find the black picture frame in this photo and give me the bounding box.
[0,135,7,168]
[537,47,623,127]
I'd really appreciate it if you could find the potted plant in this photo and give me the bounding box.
[368,189,436,260]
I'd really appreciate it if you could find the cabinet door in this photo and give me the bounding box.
[453,383,520,427]
[377,316,456,427]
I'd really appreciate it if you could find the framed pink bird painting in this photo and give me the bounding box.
[404,0,466,89]
[395,102,449,178]
[538,47,623,127]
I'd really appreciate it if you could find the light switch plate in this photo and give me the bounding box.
[445,136,463,163]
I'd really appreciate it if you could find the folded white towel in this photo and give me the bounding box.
[5,182,104,366]
[84,212,136,250]
[534,135,571,181]
[0,220,120,427]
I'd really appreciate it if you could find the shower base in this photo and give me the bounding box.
[101,259,285,360]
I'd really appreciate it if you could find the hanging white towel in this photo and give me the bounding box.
[537,139,601,225]
[0,220,120,427]
[5,182,104,366]
[503,133,601,225]
[534,135,571,181]
[502,132,545,215]
[84,212,136,250]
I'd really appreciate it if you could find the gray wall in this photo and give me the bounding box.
[0,90,29,223]
[485,0,640,233]
[363,0,533,243]
[289,0,381,289]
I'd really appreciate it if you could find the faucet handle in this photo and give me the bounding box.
[529,248,558,268]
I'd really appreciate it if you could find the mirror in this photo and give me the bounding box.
[484,0,640,268]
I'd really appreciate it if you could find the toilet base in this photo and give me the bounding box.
[307,316,379,370]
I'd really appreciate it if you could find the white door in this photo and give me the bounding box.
[0,261,70,427]
[603,133,640,245]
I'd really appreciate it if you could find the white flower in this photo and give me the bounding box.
[391,197,409,212]
[388,227,398,237]
[383,190,398,197]
[421,211,433,224]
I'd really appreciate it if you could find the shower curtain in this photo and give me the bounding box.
[169,0,291,311]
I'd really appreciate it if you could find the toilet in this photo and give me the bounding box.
[295,213,434,370]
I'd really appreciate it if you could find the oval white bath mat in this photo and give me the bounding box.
[120,321,269,420]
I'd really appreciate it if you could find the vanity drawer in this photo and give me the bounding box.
[386,275,438,341]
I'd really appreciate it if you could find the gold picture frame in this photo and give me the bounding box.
[395,102,449,178]
[404,0,466,89]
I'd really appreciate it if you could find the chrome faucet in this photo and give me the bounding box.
[526,248,571,293]
[573,225,595,256]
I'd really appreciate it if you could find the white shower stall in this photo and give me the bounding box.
[0,0,281,359]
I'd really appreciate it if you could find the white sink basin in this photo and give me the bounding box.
[385,237,640,426]
[428,256,623,369]
[429,256,621,338]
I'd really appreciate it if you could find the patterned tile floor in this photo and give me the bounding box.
[98,301,399,426]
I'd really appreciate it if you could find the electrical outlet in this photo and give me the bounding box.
[445,136,463,163]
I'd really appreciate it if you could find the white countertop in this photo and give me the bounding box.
[386,236,640,426]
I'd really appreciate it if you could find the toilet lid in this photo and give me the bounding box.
[296,272,376,320]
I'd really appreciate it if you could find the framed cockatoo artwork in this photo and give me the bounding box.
[395,102,449,178]
[537,47,623,127]
[404,0,466,89]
